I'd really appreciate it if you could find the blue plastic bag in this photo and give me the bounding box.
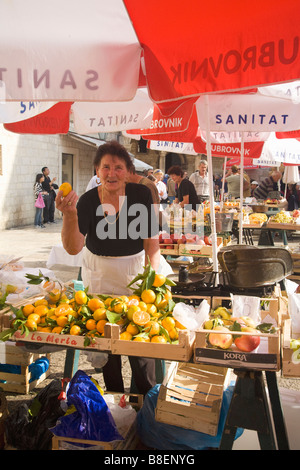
[137,384,243,450]
[50,370,123,442]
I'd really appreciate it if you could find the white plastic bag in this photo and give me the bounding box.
[172,299,210,331]
[230,295,261,323]
[103,395,137,437]
[288,293,300,333]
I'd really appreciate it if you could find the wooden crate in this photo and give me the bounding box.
[52,393,143,450]
[282,318,300,378]
[109,296,211,362]
[155,362,229,436]
[194,296,281,371]
[110,323,194,362]
[0,296,111,353]
[0,342,50,394]
[159,243,179,255]
[178,237,223,257]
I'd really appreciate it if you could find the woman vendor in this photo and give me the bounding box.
[168,165,199,210]
[56,141,160,395]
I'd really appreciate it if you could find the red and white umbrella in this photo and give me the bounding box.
[1,0,300,276]
[1,0,300,106]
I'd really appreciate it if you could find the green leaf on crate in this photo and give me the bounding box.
[256,323,277,334]
[159,324,171,343]
[0,328,14,341]
[106,310,122,324]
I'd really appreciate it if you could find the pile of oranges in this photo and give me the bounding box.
[9,273,185,345]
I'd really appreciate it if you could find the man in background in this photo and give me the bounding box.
[41,167,58,224]
[189,160,209,203]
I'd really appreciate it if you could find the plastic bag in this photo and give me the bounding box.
[5,379,65,450]
[172,299,210,331]
[103,394,137,438]
[50,370,124,443]
[83,351,109,369]
[137,384,243,450]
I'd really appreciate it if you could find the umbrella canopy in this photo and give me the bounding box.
[1,0,300,106]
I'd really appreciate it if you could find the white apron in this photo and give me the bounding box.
[81,247,145,296]
[81,247,173,295]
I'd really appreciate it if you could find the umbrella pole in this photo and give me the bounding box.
[205,95,219,284]
[220,156,227,212]
[239,133,244,245]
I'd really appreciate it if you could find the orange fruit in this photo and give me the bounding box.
[88,297,105,312]
[34,304,49,317]
[128,295,140,305]
[22,304,35,316]
[152,274,166,287]
[55,304,73,317]
[25,318,37,331]
[175,320,186,330]
[93,307,107,321]
[126,323,139,336]
[70,325,81,336]
[104,297,113,307]
[74,290,87,305]
[151,335,167,343]
[120,331,133,341]
[27,313,41,324]
[127,305,140,321]
[138,301,147,311]
[114,302,127,314]
[146,303,157,315]
[161,316,176,332]
[144,320,160,337]
[59,182,72,197]
[119,295,129,303]
[85,318,97,331]
[52,326,63,334]
[132,310,151,326]
[141,289,156,304]
[133,336,150,342]
[42,280,56,291]
[164,289,172,301]
[56,316,69,327]
[96,319,108,334]
[34,298,48,307]
[37,326,52,332]
[47,288,61,303]
[169,328,179,341]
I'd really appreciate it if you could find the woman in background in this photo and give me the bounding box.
[33,173,48,229]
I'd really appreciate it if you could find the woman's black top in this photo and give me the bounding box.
[77,183,157,256]
[176,178,199,211]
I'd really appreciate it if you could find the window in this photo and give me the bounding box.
[62,153,73,186]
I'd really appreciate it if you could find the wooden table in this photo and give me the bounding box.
[258,222,299,246]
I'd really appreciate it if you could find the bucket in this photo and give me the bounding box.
[210,212,234,232]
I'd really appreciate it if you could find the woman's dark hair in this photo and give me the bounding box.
[167,165,184,177]
[93,140,133,170]
[35,173,44,184]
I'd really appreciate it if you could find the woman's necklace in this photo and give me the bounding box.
[100,186,123,225]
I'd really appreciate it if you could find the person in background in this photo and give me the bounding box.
[250,180,259,197]
[33,173,48,229]
[56,141,160,396]
[153,169,168,207]
[41,167,59,224]
[223,165,249,199]
[253,170,282,200]
[287,182,300,211]
[86,174,101,192]
[189,160,209,203]
[243,171,251,198]
[168,165,199,211]
[167,174,176,204]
